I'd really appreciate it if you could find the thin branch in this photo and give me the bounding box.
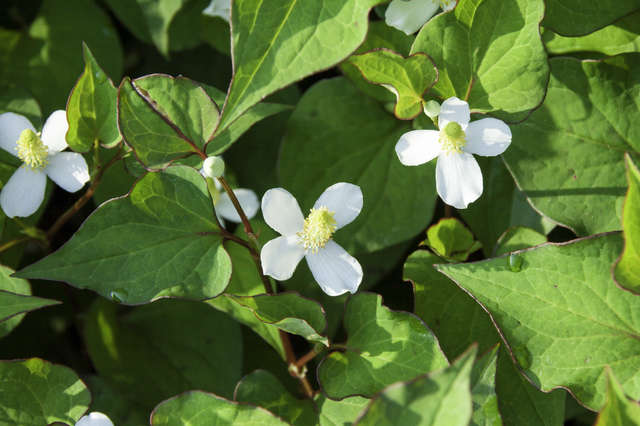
[0,237,31,254]
[216,176,258,243]
[46,148,124,239]
[295,347,320,369]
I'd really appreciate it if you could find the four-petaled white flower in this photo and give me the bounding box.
[395,97,512,209]
[385,0,456,35]
[260,183,363,296]
[76,412,114,426]
[202,0,231,22]
[0,111,90,218]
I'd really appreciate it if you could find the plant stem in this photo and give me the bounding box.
[0,237,31,254]
[444,204,453,218]
[46,148,123,239]
[295,347,320,369]
[216,175,315,397]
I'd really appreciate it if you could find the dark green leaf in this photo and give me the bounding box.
[470,346,502,426]
[542,0,640,36]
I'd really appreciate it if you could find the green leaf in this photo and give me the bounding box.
[103,0,209,57]
[355,346,476,426]
[316,395,370,426]
[279,77,437,253]
[16,166,232,304]
[437,233,640,410]
[470,346,502,426]
[596,369,640,425]
[458,157,555,256]
[118,74,219,170]
[425,218,481,261]
[234,370,317,425]
[349,49,437,120]
[0,290,60,324]
[411,0,548,118]
[0,265,47,339]
[341,21,414,103]
[0,0,123,116]
[151,391,289,425]
[84,298,242,409]
[403,250,499,359]
[503,56,640,236]
[317,292,448,399]
[0,358,90,425]
[494,227,547,256]
[217,0,380,132]
[495,347,565,426]
[542,0,640,36]
[613,154,640,293]
[66,43,120,152]
[543,11,640,57]
[227,292,328,346]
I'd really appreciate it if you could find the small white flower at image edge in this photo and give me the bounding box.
[260,183,364,297]
[202,0,231,22]
[0,111,90,218]
[75,412,114,426]
[395,96,512,209]
[385,0,456,35]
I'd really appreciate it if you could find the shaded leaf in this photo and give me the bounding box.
[470,346,502,426]
[494,227,547,256]
[425,218,481,261]
[595,369,640,425]
[542,0,640,36]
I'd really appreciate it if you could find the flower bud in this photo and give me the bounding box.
[423,100,441,119]
[202,156,225,178]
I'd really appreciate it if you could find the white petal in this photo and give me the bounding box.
[306,241,363,296]
[216,188,260,222]
[385,0,439,35]
[441,0,457,12]
[261,188,304,236]
[438,97,470,129]
[395,130,441,166]
[202,0,231,22]
[41,110,69,154]
[45,152,89,193]
[0,166,47,218]
[435,152,483,209]
[464,118,512,156]
[75,412,114,426]
[260,235,305,281]
[0,112,35,156]
[313,183,363,229]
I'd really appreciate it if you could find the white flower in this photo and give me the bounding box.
[202,0,230,22]
[0,111,90,218]
[385,0,456,35]
[260,183,363,296]
[395,97,512,209]
[76,412,114,426]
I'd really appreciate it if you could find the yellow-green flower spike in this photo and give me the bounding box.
[16,129,48,170]
[439,122,466,154]
[298,207,337,252]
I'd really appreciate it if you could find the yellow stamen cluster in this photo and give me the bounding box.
[297,207,337,253]
[16,129,48,170]
[439,121,466,154]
